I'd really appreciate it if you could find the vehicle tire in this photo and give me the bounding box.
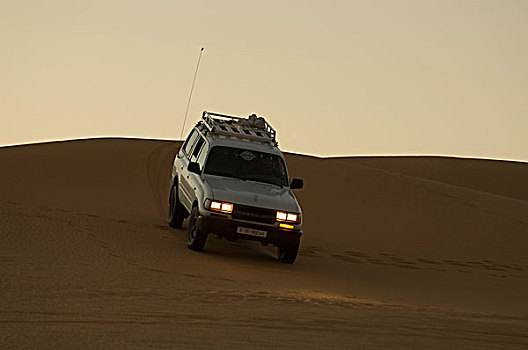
[278,241,300,264]
[168,184,185,229]
[187,206,207,251]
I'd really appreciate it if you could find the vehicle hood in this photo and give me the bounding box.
[203,174,301,213]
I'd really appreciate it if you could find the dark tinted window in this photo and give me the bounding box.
[183,130,199,158]
[204,146,288,187]
[190,137,205,162]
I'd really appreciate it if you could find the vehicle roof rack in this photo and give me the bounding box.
[201,111,277,146]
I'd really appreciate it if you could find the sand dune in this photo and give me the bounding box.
[1,138,527,349]
[341,156,528,201]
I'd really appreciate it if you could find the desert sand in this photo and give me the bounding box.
[1,138,527,349]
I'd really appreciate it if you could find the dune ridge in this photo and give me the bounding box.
[1,138,527,349]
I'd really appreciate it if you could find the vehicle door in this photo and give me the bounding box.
[178,129,200,210]
[186,136,207,207]
[173,131,195,185]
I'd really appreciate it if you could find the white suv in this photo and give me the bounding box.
[168,111,304,263]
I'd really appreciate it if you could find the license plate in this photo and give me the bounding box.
[237,227,267,238]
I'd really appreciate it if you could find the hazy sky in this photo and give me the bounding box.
[2,0,527,160]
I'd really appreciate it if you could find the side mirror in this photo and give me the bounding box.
[188,162,201,175]
[290,178,303,190]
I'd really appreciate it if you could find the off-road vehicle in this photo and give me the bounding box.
[168,111,304,263]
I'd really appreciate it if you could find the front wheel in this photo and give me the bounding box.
[187,206,208,251]
[278,241,300,264]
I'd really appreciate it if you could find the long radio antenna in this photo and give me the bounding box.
[180,47,205,139]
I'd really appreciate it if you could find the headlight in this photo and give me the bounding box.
[276,211,299,223]
[206,199,233,214]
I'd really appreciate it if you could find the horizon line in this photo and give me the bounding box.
[1,136,527,164]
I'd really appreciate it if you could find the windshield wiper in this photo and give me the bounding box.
[206,171,246,181]
[244,176,284,187]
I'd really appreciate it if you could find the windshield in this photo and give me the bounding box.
[204,146,289,187]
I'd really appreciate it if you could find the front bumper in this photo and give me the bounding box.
[197,215,302,247]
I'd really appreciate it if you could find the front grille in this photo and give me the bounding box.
[232,204,276,224]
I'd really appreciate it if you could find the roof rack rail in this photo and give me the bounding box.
[201,110,277,145]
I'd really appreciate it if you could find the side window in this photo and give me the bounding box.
[190,136,205,162]
[196,142,209,168]
[182,130,199,158]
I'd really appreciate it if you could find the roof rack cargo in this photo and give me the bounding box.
[201,111,277,146]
